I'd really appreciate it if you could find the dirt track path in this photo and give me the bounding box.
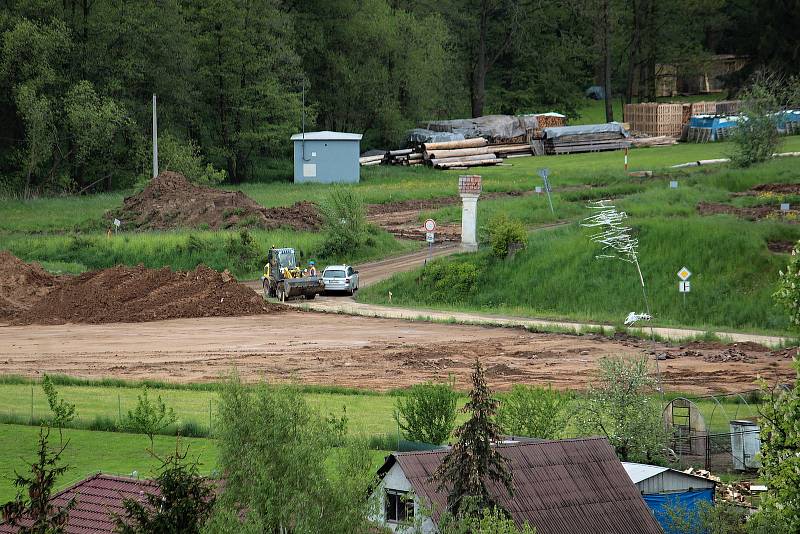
[1,311,793,393]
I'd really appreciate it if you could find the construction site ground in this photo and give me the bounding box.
[2,244,795,395]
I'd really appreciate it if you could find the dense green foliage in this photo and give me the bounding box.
[319,187,369,257]
[486,214,528,258]
[440,506,537,534]
[579,357,667,463]
[1,1,794,194]
[393,380,459,445]
[753,361,800,531]
[209,375,374,533]
[497,385,571,440]
[773,243,800,328]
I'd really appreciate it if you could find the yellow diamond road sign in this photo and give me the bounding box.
[677,267,692,281]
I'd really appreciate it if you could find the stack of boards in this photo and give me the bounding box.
[359,137,533,170]
[543,132,631,154]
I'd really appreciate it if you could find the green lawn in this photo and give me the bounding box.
[0,424,218,504]
[0,423,391,504]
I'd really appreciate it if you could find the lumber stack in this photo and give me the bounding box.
[629,135,678,147]
[544,133,630,154]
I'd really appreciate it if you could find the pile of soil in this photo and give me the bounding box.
[110,172,321,231]
[750,183,800,195]
[767,240,795,253]
[697,201,798,222]
[703,348,755,363]
[0,252,61,320]
[1,252,280,325]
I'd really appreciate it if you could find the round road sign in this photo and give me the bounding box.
[424,219,436,232]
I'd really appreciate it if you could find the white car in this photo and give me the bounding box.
[322,265,359,295]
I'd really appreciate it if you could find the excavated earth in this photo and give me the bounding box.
[697,201,799,222]
[0,252,63,321]
[109,172,321,231]
[0,252,277,325]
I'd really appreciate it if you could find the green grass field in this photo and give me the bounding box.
[359,138,800,334]
[0,423,391,504]
[0,372,762,504]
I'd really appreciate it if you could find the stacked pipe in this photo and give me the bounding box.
[422,138,531,169]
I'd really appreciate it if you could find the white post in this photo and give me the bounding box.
[458,175,482,252]
[152,94,158,178]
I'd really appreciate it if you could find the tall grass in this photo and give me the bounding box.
[0,227,416,279]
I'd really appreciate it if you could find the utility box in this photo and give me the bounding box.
[730,420,761,471]
[291,131,362,184]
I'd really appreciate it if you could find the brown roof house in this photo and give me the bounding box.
[0,473,157,534]
[371,437,663,534]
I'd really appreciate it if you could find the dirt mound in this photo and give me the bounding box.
[703,348,755,363]
[697,202,799,222]
[14,264,278,325]
[750,183,800,195]
[768,240,795,253]
[0,251,61,320]
[111,172,321,231]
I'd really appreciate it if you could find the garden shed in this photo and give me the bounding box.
[623,462,716,534]
[291,131,362,184]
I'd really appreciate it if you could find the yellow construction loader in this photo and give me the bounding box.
[262,247,324,301]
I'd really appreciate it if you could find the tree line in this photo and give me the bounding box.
[0,0,795,194]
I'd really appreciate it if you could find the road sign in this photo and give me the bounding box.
[426,232,435,243]
[781,203,791,212]
[677,267,692,281]
[535,186,542,194]
[669,181,678,189]
[113,218,121,228]
[679,281,691,293]
[424,219,436,232]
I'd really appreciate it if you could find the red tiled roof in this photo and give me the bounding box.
[0,473,158,534]
[378,437,663,534]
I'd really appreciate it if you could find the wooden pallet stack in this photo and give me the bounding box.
[715,100,742,115]
[624,103,684,137]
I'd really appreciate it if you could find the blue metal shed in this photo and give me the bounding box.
[624,462,716,534]
[291,131,362,184]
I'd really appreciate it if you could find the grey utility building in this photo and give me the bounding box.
[291,131,362,184]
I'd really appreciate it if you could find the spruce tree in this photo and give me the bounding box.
[432,359,513,519]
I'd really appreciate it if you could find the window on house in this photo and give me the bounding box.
[385,490,414,523]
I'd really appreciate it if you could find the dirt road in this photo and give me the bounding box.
[1,311,794,393]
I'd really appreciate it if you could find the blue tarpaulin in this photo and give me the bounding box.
[643,488,714,534]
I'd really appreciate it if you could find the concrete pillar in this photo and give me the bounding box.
[460,194,479,251]
[458,175,482,252]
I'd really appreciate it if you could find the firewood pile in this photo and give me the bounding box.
[682,467,755,507]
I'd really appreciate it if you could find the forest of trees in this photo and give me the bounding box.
[0,0,796,194]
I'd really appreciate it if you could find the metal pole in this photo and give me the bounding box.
[152,94,158,178]
[624,147,629,172]
[544,177,555,216]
